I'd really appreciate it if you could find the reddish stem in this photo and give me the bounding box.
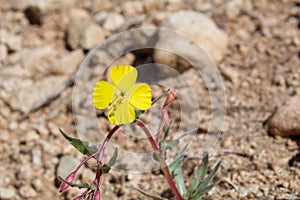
[97,125,120,164]
[136,120,184,200]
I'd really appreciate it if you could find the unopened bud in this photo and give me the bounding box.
[162,90,177,127]
[94,189,100,200]
[163,90,177,108]
[59,172,76,192]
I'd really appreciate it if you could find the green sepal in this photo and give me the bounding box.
[59,129,97,156]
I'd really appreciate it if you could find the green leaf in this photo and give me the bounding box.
[136,188,168,200]
[168,145,188,174]
[107,148,118,167]
[173,166,188,198]
[100,148,118,174]
[198,160,221,189]
[191,160,221,198]
[59,129,98,156]
[190,180,221,199]
[191,152,209,192]
[100,165,111,174]
[160,139,179,151]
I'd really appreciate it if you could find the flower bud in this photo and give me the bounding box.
[163,90,177,108]
[162,90,177,127]
[94,188,100,200]
[59,172,76,192]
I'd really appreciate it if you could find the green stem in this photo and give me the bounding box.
[136,120,184,200]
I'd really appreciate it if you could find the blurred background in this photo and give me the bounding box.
[0,0,299,199]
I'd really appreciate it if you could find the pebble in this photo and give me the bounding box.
[153,10,228,71]
[0,44,8,62]
[0,29,22,51]
[32,179,44,192]
[266,95,300,137]
[122,1,144,17]
[66,8,104,50]
[19,185,37,199]
[0,187,16,199]
[102,12,125,32]
[80,23,105,50]
[66,8,91,49]
[32,147,43,167]
[22,130,40,142]
[16,164,33,181]
[56,156,80,178]
[50,49,84,75]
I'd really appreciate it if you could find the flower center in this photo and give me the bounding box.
[108,88,129,117]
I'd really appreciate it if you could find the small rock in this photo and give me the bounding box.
[122,1,144,17]
[32,179,44,192]
[1,75,67,113]
[66,9,104,50]
[0,44,8,62]
[102,12,125,32]
[33,123,49,137]
[19,185,37,199]
[21,130,40,142]
[32,147,43,167]
[80,23,105,50]
[8,121,18,131]
[220,65,239,84]
[56,156,80,178]
[16,164,33,181]
[0,187,16,199]
[266,95,300,137]
[66,8,91,49]
[216,0,243,19]
[0,29,22,52]
[153,10,228,71]
[50,49,84,75]
[143,0,159,13]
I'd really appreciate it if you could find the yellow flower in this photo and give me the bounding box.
[93,65,152,125]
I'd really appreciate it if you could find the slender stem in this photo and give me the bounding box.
[97,125,120,164]
[136,120,184,200]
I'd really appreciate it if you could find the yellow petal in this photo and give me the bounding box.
[129,83,152,110]
[115,66,137,91]
[108,102,135,125]
[93,81,115,109]
[110,65,136,86]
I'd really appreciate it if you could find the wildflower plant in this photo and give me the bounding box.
[58,65,221,200]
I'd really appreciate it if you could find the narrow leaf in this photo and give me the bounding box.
[192,160,221,197]
[191,180,221,199]
[59,129,98,156]
[160,139,179,151]
[135,188,168,200]
[168,145,188,174]
[173,166,187,197]
[107,148,118,167]
[191,152,209,191]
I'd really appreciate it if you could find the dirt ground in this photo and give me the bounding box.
[0,0,300,199]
